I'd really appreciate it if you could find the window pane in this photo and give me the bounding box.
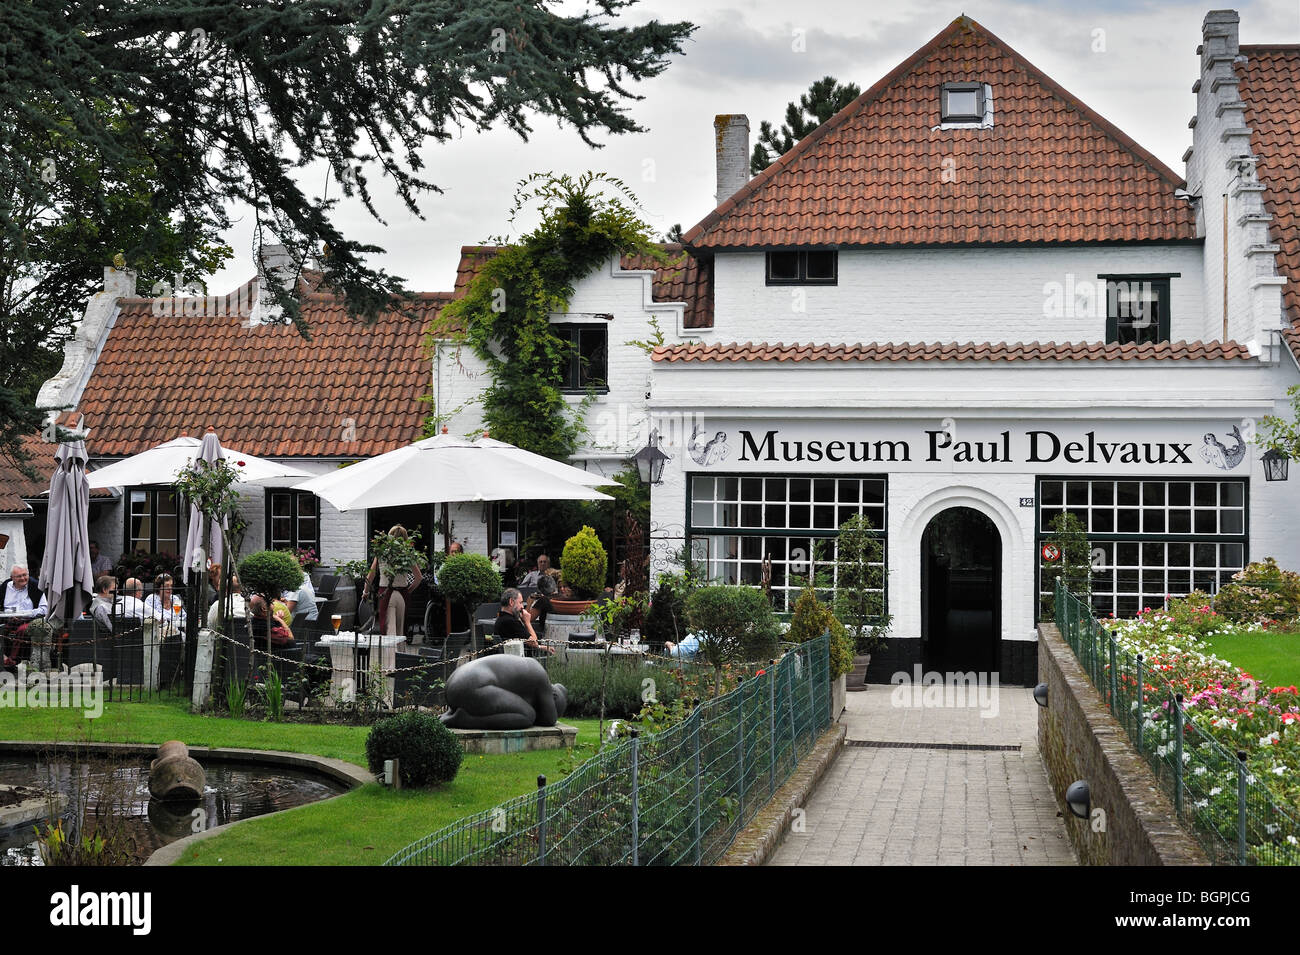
[579,328,607,387]
[805,251,836,280]
[767,251,799,281]
[944,89,979,118]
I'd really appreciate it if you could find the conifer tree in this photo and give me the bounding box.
[750,76,862,175]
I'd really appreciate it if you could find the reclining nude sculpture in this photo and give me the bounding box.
[440,655,568,730]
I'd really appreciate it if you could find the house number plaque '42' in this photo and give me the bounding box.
[1019,497,1034,507]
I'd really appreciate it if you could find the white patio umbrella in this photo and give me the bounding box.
[180,429,227,583]
[40,440,95,623]
[295,432,613,512]
[86,435,312,489]
[473,434,613,488]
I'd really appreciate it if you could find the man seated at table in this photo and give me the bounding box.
[89,540,114,578]
[518,554,557,594]
[114,578,146,620]
[90,575,117,634]
[249,595,294,647]
[1,565,48,667]
[282,572,318,622]
[494,588,553,656]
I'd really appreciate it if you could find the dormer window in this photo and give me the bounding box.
[941,82,985,123]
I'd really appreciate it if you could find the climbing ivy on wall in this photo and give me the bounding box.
[429,171,664,459]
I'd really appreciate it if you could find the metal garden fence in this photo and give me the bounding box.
[385,632,831,866]
[1054,578,1300,865]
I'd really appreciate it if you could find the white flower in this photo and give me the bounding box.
[1288,835,1298,846]
[1193,765,1207,775]
[1274,766,1287,776]
[1195,799,1209,809]
[1210,787,1222,796]
[1267,824,1280,835]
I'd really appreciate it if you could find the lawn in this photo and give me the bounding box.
[0,699,608,865]
[1202,630,1300,690]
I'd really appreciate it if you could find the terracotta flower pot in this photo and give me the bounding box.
[549,598,597,615]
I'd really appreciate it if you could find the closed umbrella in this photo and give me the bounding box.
[40,440,94,623]
[181,429,226,584]
[87,435,311,489]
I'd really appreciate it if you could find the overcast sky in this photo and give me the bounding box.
[205,0,1300,296]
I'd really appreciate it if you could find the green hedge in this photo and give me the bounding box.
[545,659,685,719]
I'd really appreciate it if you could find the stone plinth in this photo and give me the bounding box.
[447,723,578,755]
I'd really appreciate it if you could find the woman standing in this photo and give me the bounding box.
[363,525,424,637]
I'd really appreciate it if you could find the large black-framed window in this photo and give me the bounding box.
[126,488,181,555]
[1036,476,1248,619]
[687,473,887,613]
[553,323,608,392]
[765,250,837,286]
[267,490,320,553]
[1105,277,1171,345]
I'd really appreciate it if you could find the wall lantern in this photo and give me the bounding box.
[1065,780,1091,820]
[633,428,669,486]
[1261,448,1289,482]
[1033,683,1049,708]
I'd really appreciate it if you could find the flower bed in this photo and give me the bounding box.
[1107,604,1300,862]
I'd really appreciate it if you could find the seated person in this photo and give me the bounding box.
[90,575,117,634]
[114,578,146,619]
[206,573,249,629]
[89,540,114,577]
[663,632,701,660]
[518,554,558,594]
[142,573,186,635]
[282,571,318,622]
[1,565,47,667]
[249,594,294,647]
[494,588,553,655]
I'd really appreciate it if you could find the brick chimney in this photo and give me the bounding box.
[714,114,750,205]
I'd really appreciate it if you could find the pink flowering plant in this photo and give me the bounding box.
[1105,598,1300,861]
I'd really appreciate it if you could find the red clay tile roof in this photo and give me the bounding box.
[75,290,452,458]
[444,244,713,329]
[683,16,1197,250]
[0,437,113,513]
[1237,47,1300,330]
[651,340,1255,364]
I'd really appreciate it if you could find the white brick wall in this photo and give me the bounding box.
[710,246,1206,345]
[0,515,29,573]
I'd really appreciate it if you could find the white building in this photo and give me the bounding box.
[25,11,1300,683]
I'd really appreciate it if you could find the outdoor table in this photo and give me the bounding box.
[315,632,406,706]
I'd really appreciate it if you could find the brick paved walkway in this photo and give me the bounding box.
[768,685,1077,866]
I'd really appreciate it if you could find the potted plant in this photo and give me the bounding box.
[552,525,608,615]
[832,515,890,691]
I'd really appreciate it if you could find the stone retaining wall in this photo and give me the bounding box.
[1036,623,1206,866]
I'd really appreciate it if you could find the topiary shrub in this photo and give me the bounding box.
[365,711,463,787]
[437,553,503,621]
[828,616,854,679]
[238,550,304,605]
[561,525,608,599]
[686,585,781,693]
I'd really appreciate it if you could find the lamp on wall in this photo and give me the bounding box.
[1065,780,1091,820]
[633,429,669,486]
[1261,448,1289,482]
